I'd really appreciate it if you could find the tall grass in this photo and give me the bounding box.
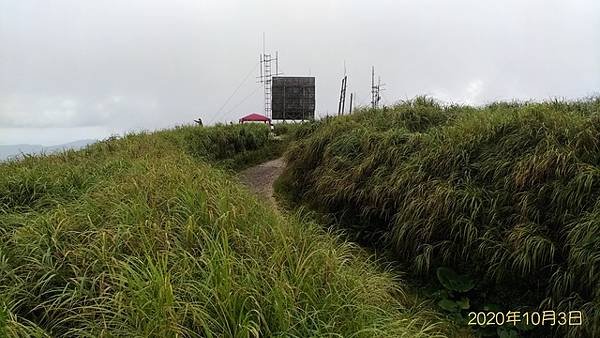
[278,97,600,337]
[0,124,450,337]
[181,123,285,170]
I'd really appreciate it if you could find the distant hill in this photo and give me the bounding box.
[0,139,97,161]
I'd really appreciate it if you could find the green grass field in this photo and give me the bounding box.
[277,97,600,337]
[5,97,597,337]
[0,124,453,337]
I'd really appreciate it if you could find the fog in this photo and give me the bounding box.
[1,0,598,145]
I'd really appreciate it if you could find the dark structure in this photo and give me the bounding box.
[271,77,315,121]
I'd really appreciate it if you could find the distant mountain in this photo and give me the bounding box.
[0,139,97,161]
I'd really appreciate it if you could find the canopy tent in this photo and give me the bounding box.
[239,113,271,124]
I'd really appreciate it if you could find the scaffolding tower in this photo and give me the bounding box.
[258,52,282,119]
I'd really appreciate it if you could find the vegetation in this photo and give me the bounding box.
[0,124,451,337]
[272,121,308,137]
[278,97,600,337]
[184,123,283,169]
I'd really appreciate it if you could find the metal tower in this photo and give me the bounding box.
[371,66,384,109]
[258,36,282,119]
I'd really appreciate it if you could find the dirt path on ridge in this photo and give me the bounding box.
[239,158,285,207]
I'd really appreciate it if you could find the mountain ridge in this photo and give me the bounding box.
[0,139,97,161]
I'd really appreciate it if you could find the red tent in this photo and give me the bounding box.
[239,113,271,124]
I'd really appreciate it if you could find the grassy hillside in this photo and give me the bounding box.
[278,97,600,337]
[0,124,450,337]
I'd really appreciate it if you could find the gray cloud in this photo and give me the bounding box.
[1,0,599,145]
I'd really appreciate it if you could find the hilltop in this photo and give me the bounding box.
[0,124,452,337]
[4,97,598,337]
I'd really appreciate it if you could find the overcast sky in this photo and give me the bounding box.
[1,0,599,145]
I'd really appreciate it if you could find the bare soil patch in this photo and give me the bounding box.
[239,157,284,206]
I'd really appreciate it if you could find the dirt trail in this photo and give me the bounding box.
[239,158,285,206]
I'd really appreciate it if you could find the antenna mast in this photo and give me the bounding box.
[257,33,282,119]
[371,66,384,109]
[338,75,347,116]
